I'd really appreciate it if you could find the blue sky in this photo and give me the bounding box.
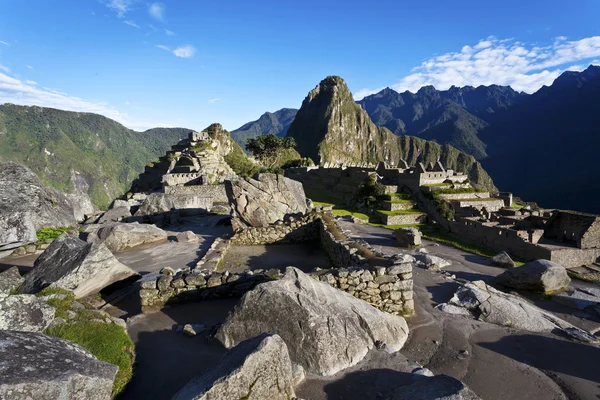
[1,0,599,131]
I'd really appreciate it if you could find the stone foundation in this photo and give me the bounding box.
[139,213,415,315]
[164,184,228,203]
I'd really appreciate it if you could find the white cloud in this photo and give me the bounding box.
[156,44,196,58]
[0,71,163,130]
[208,98,221,103]
[123,20,139,28]
[165,29,175,36]
[173,45,196,58]
[0,64,9,73]
[0,40,8,46]
[149,3,165,21]
[26,65,33,70]
[355,35,600,98]
[105,0,137,18]
[25,80,37,85]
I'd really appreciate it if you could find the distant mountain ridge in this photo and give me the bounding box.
[285,76,496,190]
[231,108,298,150]
[0,104,191,209]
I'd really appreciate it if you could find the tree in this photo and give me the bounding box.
[246,134,297,168]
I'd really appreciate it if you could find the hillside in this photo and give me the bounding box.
[481,65,600,213]
[286,76,496,190]
[357,85,527,159]
[231,108,298,151]
[0,104,190,209]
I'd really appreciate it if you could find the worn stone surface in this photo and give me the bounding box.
[226,173,308,229]
[174,334,295,400]
[21,235,138,298]
[96,207,132,224]
[0,266,24,295]
[447,280,597,342]
[176,231,199,243]
[0,294,56,332]
[390,375,481,400]
[135,192,213,216]
[490,251,517,269]
[496,259,571,293]
[395,227,422,247]
[552,287,600,316]
[0,162,94,256]
[215,267,409,376]
[415,254,451,271]
[0,330,117,400]
[84,222,168,252]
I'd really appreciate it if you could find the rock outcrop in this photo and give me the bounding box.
[395,227,422,247]
[226,173,309,229]
[0,330,117,400]
[0,294,56,332]
[0,266,24,296]
[443,280,597,342]
[490,251,516,268]
[83,222,168,252]
[21,235,138,298]
[285,76,496,190]
[495,259,571,293]
[0,162,90,256]
[215,267,409,376]
[135,192,213,217]
[390,375,481,400]
[174,334,296,400]
[415,254,451,271]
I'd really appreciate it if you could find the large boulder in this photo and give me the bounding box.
[0,294,56,332]
[83,222,168,252]
[395,227,422,247]
[0,162,91,255]
[490,251,516,268]
[96,207,132,224]
[496,259,570,293]
[0,330,117,400]
[390,375,481,400]
[215,267,409,376]
[173,334,295,400]
[444,280,597,342]
[415,253,451,271]
[135,192,213,217]
[225,173,308,229]
[21,235,138,298]
[0,266,24,296]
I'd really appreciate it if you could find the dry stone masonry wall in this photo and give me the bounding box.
[139,213,415,315]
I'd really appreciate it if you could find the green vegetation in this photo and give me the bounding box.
[421,182,452,187]
[36,226,73,241]
[354,176,386,207]
[386,199,414,204]
[433,187,486,195]
[246,134,298,168]
[0,104,190,209]
[190,141,213,152]
[332,209,370,220]
[38,287,134,396]
[281,157,314,169]
[386,192,412,199]
[511,202,527,208]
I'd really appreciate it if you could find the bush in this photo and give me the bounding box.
[36,227,74,241]
[437,200,455,220]
[281,157,315,169]
[355,176,386,208]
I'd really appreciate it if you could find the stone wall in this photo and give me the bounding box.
[378,212,427,226]
[436,192,491,200]
[162,173,202,187]
[164,184,228,203]
[140,213,415,315]
[450,198,506,212]
[549,247,600,269]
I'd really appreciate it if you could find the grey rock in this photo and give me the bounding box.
[416,254,451,271]
[215,267,409,376]
[552,287,600,315]
[437,303,472,316]
[135,192,213,217]
[173,334,295,400]
[110,317,127,329]
[176,231,199,242]
[183,324,197,337]
[226,173,308,229]
[0,163,89,254]
[84,222,168,252]
[395,227,422,247]
[21,235,138,299]
[449,281,597,342]
[391,375,481,399]
[490,251,517,268]
[0,266,24,295]
[0,294,56,332]
[96,207,132,224]
[111,199,132,210]
[0,330,117,400]
[496,259,570,293]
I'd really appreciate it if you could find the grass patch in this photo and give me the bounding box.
[367,223,429,230]
[36,226,74,241]
[511,202,527,208]
[386,192,412,200]
[432,187,486,195]
[39,287,134,396]
[332,209,370,220]
[304,187,345,207]
[385,199,415,204]
[421,182,452,187]
[45,321,134,396]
